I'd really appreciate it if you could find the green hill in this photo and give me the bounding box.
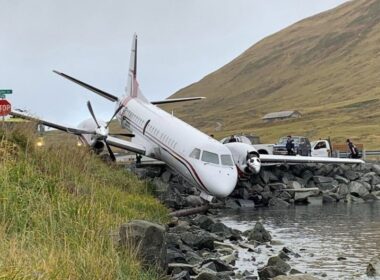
[165,0,380,148]
[0,124,168,279]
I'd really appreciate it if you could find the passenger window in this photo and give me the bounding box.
[221,155,234,166]
[189,148,201,160]
[201,151,220,165]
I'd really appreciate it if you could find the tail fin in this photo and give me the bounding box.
[126,34,148,102]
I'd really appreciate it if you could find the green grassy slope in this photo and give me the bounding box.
[0,124,168,279]
[164,0,380,148]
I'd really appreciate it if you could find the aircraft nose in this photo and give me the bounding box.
[198,166,238,198]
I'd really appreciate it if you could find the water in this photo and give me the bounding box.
[219,202,380,280]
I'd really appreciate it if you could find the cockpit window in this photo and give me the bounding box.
[189,148,201,160]
[221,154,234,166]
[201,151,219,164]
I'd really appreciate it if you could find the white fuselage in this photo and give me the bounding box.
[116,97,238,198]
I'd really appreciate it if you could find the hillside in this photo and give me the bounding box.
[164,0,380,148]
[0,124,168,279]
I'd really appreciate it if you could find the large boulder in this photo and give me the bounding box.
[119,220,167,270]
[273,275,320,280]
[371,164,380,175]
[192,215,215,231]
[248,222,272,243]
[258,266,286,280]
[180,231,218,250]
[367,256,380,277]
[266,256,291,274]
[349,181,369,197]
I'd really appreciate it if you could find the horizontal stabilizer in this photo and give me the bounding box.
[10,111,95,135]
[53,70,119,102]
[151,97,205,105]
[260,154,364,165]
[106,136,145,155]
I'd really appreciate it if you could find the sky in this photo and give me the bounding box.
[0,0,348,125]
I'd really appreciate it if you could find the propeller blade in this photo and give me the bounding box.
[87,101,100,128]
[106,104,124,129]
[109,133,135,137]
[105,142,116,161]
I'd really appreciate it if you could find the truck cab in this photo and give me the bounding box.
[311,140,331,157]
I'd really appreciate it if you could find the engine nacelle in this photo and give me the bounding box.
[224,142,261,178]
[77,118,108,153]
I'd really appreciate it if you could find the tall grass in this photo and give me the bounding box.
[0,124,169,279]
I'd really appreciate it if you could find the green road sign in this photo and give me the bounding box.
[0,89,12,95]
[0,94,5,99]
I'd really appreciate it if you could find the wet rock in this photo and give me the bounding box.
[119,220,167,270]
[225,199,240,209]
[367,256,380,277]
[180,231,218,250]
[236,199,255,208]
[167,248,187,264]
[209,222,233,238]
[248,222,272,243]
[201,259,234,272]
[289,268,303,274]
[294,190,319,202]
[275,191,293,202]
[267,255,291,273]
[268,197,290,208]
[273,275,320,280]
[349,181,369,197]
[322,194,336,203]
[192,215,215,231]
[278,251,291,261]
[258,266,286,280]
[362,193,378,201]
[346,194,365,203]
[337,184,349,198]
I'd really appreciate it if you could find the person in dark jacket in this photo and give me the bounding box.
[228,135,237,143]
[347,139,359,158]
[286,135,295,155]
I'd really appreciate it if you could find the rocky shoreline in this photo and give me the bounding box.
[120,162,380,279]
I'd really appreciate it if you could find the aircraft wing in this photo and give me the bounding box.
[105,136,146,155]
[260,154,364,165]
[151,97,205,105]
[9,111,95,135]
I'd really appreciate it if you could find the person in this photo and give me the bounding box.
[286,135,295,155]
[228,135,237,143]
[346,139,359,158]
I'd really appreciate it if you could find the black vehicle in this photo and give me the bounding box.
[273,136,311,156]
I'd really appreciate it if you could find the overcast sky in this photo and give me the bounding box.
[0,0,348,125]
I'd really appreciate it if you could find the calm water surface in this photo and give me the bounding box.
[219,202,380,280]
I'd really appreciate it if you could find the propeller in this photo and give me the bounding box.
[86,100,133,161]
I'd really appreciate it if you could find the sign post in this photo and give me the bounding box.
[0,89,12,123]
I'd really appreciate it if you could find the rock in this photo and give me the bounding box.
[192,215,215,231]
[167,233,183,249]
[337,184,349,198]
[268,197,290,208]
[313,176,334,184]
[258,266,286,280]
[301,170,314,184]
[248,222,272,243]
[161,170,172,183]
[201,259,234,272]
[119,220,167,270]
[289,268,303,274]
[349,181,369,197]
[273,275,320,280]
[287,181,303,189]
[334,175,350,184]
[267,256,291,273]
[185,195,204,207]
[251,184,264,194]
[209,222,233,238]
[168,263,196,275]
[278,251,290,261]
[236,199,255,208]
[225,199,240,209]
[171,270,191,280]
[167,248,187,264]
[346,194,365,203]
[185,251,203,265]
[294,190,319,202]
[269,183,287,191]
[195,272,219,280]
[180,231,218,250]
[344,170,359,181]
[362,193,378,201]
[367,256,380,277]
[275,191,292,202]
[371,164,380,175]
[322,194,336,203]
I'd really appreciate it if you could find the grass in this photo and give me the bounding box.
[163,0,380,149]
[0,123,169,279]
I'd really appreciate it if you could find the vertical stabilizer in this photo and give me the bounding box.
[126,34,148,102]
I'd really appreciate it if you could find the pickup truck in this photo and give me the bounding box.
[311,139,363,158]
[220,135,274,155]
[273,136,311,156]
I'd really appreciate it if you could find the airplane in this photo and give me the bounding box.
[11,34,364,201]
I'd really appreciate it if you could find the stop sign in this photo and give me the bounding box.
[0,100,11,116]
